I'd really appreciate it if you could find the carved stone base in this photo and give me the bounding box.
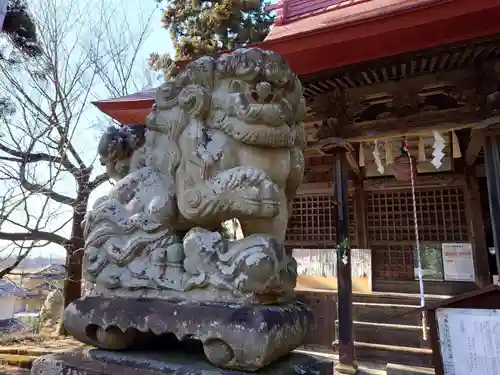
[30,348,333,375]
[63,296,313,371]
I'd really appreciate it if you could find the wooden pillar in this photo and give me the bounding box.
[464,169,490,287]
[333,147,357,375]
[353,177,369,249]
[461,121,491,287]
[484,134,500,279]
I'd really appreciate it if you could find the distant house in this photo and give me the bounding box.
[12,264,66,312]
[31,264,66,277]
[0,277,25,321]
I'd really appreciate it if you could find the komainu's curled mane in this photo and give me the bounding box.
[146,48,306,242]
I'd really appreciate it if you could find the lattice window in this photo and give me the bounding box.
[286,194,356,247]
[371,244,413,279]
[367,187,469,280]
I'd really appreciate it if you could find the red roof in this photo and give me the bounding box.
[91,88,156,124]
[94,0,500,124]
[261,0,500,75]
[269,0,369,26]
[96,88,156,103]
[266,0,437,40]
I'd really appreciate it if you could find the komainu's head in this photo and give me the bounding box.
[146,48,306,149]
[97,125,146,180]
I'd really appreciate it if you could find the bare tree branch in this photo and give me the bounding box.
[18,176,77,205]
[0,140,76,173]
[0,230,67,244]
[88,173,109,191]
[0,0,158,306]
[0,248,31,278]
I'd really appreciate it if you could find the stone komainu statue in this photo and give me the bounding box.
[39,289,63,329]
[82,48,305,303]
[63,48,310,371]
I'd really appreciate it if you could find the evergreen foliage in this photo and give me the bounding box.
[2,0,41,57]
[150,0,274,74]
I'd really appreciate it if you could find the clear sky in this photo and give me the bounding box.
[142,4,175,64]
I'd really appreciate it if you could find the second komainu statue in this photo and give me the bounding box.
[63,48,312,372]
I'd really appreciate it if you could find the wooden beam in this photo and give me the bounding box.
[312,137,360,175]
[304,148,325,157]
[344,119,474,142]
[466,116,500,165]
[346,152,360,176]
[364,173,464,191]
[296,182,332,195]
[472,116,500,130]
[466,131,485,165]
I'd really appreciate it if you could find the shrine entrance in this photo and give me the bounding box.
[281,38,500,363]
[288,133,487,365]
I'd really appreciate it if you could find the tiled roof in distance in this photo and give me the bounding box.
[0,277,25,297]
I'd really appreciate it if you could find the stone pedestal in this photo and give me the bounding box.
[30,349,333,375]
[63,296,313,371]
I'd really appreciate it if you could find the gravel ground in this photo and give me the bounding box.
[0,364,30,375]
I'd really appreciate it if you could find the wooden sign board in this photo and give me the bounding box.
[293,248,372,293]
[436,308,500,375]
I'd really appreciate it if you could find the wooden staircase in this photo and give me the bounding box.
[298,290,448,368]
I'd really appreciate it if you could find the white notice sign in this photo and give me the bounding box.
[437,308,500,375]
[441,243,475,282]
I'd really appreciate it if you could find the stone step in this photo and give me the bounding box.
[386,363,435,375]
[352,292,449,306]
[351,302,422,326]
[0,354,36,369]
[294,349,388,375]
[332,341,433,368]
[297,290,443,363]
[335,321,429,348]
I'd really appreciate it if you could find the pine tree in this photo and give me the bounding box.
[151,0,274,74]
[2,0,41,57]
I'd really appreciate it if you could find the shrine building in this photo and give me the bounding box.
[92,0,500,368]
